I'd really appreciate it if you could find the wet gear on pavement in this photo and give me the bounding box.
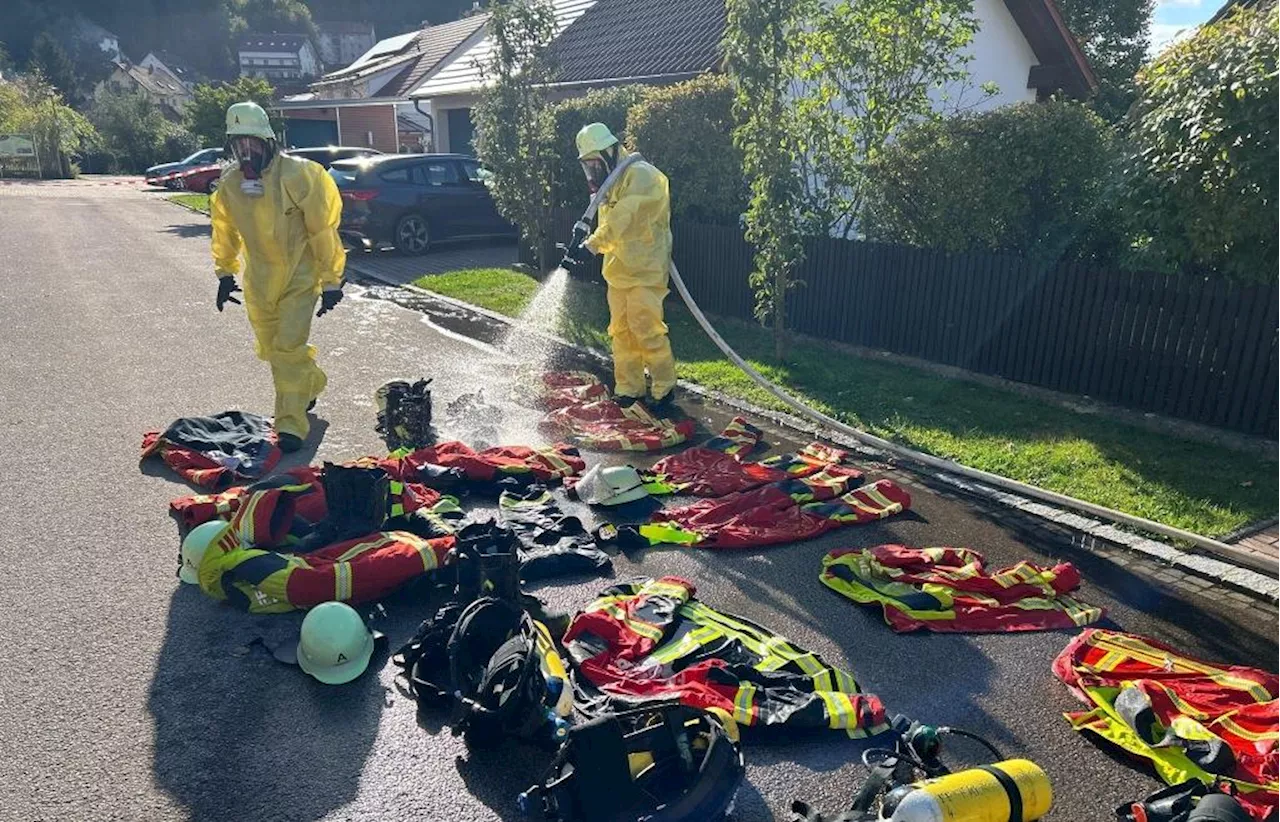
[497,487,613,582]
[564,576,888,737]
[141,411,282,490]
[820,545,1104,633]
[519,703,745,822]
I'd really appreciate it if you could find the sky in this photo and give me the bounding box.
[1151,0,1222,52]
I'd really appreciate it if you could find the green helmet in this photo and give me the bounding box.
[226,101,276,141]
[576,122,619,159]
[296,602,375,684]
[180,521,230,585]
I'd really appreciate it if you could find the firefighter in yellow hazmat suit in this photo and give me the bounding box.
[562,123,677,411]
[210,102,346,451]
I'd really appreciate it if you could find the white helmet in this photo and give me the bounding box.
[295,602,376,685]
[179,521,230,585]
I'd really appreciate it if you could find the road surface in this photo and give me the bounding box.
[0,178,1274,822]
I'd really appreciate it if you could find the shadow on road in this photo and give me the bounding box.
[147,587,385,822]
[162,222,212,239]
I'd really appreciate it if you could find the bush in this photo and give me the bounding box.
[1123,1,1277,283]
[862,101,1124,264]
[549,85,645,210]
[627,74,746,225]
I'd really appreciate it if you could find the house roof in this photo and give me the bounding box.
[116,61,189,98]
[239,34,312,53]
[548,0,724,85]
[412,0,598,98]
[533,0,1093,98]
[1003,0,1097,97]
[144,51,200,84]
[312,15,490,99]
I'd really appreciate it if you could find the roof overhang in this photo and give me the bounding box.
[271,97,407,111]
[1003,0,1098,98]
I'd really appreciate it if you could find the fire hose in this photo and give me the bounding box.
[569,154,1264,574]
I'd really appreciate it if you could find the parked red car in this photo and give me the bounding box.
[170,146,384,194]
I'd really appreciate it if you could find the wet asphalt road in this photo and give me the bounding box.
[0,178,1275,822]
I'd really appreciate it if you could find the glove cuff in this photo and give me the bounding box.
[323,285,343,292]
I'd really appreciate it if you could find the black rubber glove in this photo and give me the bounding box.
[316,288,344,317]
[216,276,241,311]
[559,241,593,275]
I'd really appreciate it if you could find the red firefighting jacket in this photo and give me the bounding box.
[642,417,864,497]
[1054,628,1278,821]
[536,371,695,451]
[634,473,910,549]
[820,545,1103,633]
[197,485,453,613]
[565,576,887,737]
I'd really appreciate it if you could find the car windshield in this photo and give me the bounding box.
[181,149,212,164]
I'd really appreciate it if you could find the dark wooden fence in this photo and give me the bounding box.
[537,208,1278,436]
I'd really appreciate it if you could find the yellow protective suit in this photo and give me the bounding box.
[584,151,676,400]
[211,154,346,439]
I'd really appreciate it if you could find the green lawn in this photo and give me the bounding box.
[169,193,210,214]
[416,267,1277,539]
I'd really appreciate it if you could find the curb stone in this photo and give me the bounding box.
[345,258,1280,604]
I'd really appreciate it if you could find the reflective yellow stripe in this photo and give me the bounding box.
[334,562,353,601]
[817,690,851,729]
[733,682,757,726]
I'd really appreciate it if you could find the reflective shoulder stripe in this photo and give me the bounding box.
[334,562,353,601]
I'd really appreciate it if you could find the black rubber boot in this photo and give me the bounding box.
[279,432,304,453]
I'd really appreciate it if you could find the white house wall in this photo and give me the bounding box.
[949,0,1039,109]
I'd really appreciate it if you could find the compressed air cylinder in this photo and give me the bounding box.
[881,759,1053,822]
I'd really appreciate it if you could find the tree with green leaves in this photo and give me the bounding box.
[28,33,78,100]
[1124,1,1278,283]
[794,0,984,237]
[90,86,196,172]
[0,72,99,178]
[1055,0,1154,122]
[473,0,558,270]
[185,76,279,146]
[724,0,813,360]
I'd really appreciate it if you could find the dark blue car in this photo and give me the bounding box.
[329,153,514,255]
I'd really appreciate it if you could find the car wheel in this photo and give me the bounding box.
[394,213,431,256]
[206,178,219,195]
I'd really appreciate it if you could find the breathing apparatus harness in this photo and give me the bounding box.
[393,522,571,750]
[518,702,745,822]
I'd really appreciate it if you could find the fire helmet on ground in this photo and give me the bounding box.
[296,602,376,685]
[180,520,230,585]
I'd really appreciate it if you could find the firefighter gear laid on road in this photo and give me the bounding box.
[1053,628,1278,821]
[536,371,694,451]
[641,416,865,498]
[293,601,377,685]
[820,545,1104,633]
[194,485,452,613]
[141,411,281,490]
[564,576,888,737]
[211,120,346,440]
[498,487,613,582]
[608,473,910,550]
[519,703,745,822]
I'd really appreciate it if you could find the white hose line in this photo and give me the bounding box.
[666,262,1272,573]
[577,154,1269,573]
